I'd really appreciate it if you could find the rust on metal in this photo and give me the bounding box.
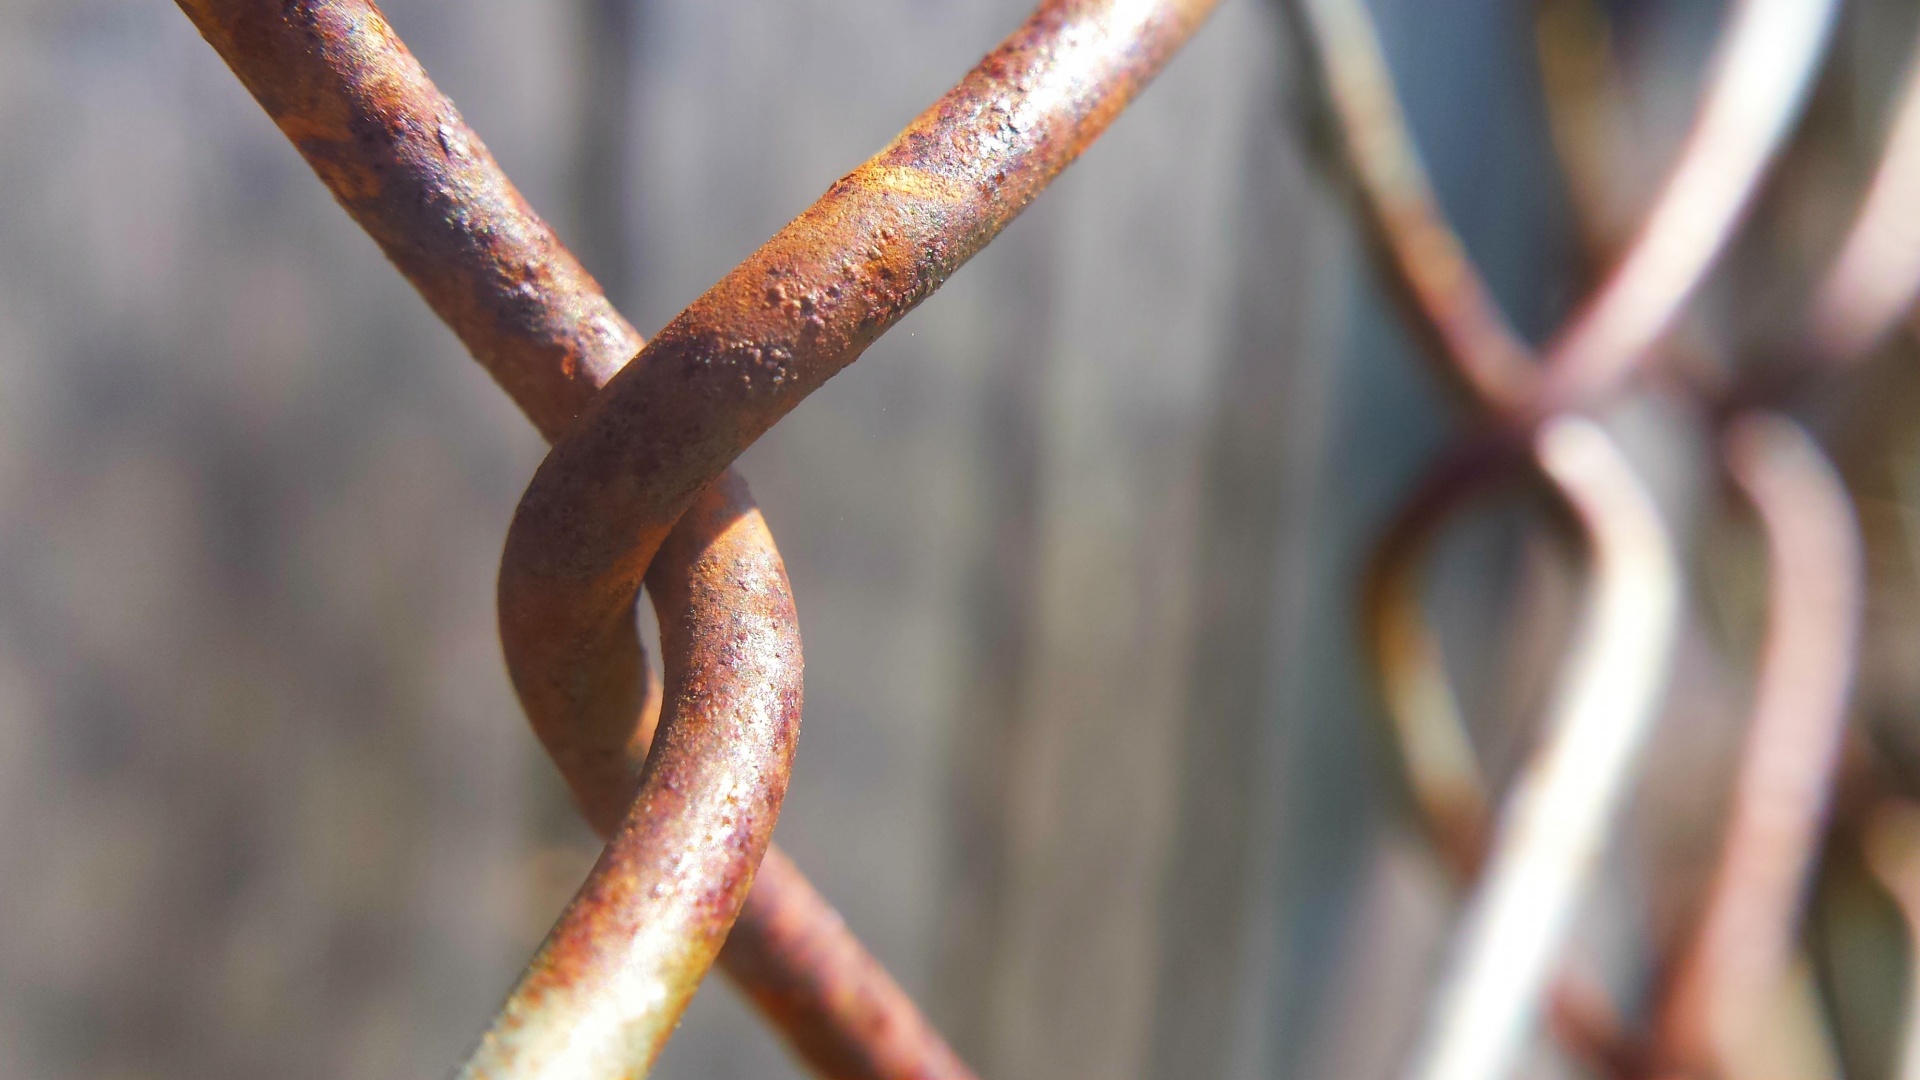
[496,0,1221,779]
[162,0,1920,1073]
[1360,440,1655,1080]
[175,3,978,1077]
[463,470,803,1078]
[492,0,1218,1065]
[174,0,629,442]
[723,848,977,1080]
[1533,0,1837,410]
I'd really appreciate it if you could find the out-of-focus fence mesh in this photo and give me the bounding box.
[11,0,1920,1077]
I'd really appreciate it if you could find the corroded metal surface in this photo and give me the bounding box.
[174,2,982,1077]
[491,0,1217,1067]
[496,0,1220,797]
[1864,802,1920,1080]
[174,0,629,443]
[463,470,802,1078]
[162,0,1920,1074]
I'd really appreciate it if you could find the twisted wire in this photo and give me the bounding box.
[482,1,1218,1071]
[1299,1,1920,1076]
[166,0,1920,1075]
[1287,1,1850,1077]
[172,2,990,1075]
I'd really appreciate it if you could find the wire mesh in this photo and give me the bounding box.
[159,0,1920,1076]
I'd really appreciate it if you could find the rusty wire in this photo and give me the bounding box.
[1298,10,1834,1031]
[1866,800,1920,1080]
[162,0,1920,1075]
[482,0,1217,1070]
[172,1,977,1076]
[1531,0,1839,413]
[1287,0,1855,1077]
[178,0,1218,1075]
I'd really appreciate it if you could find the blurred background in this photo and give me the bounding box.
[5,0,1920,1078]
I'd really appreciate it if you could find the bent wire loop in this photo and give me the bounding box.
[177,0,1218,1076]
[1645,35,1920,1078]
[481,0,1217,1074]
[1284,0,1886,1078]
[1296,0,1920,1077]
[168,0,1920,1075]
